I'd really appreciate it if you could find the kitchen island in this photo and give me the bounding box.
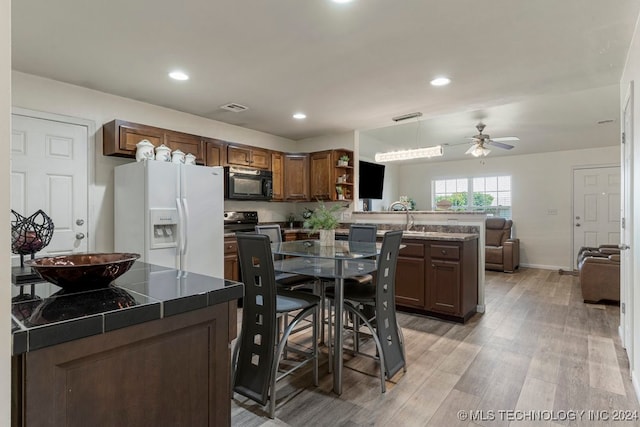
[11,261,243,427]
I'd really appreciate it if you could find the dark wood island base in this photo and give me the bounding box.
[10,262,242,427]
[13,301,235,427]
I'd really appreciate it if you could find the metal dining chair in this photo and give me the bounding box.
[255,224,315,289]
[232,233,319,418]
[326,230,406,392]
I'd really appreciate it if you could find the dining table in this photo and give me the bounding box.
[271,239,380,395]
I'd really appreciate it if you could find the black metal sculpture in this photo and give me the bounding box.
[11,209,54,267]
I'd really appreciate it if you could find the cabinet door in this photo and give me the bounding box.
[284,154,309,200]
[224,237,239,281]
[250,148,271,170]
[103,120,165,157]
[271,152,284,200]
[227,145,251,167]
[310,151,333,200]
[204,138,224,166]
[165,131,204,164]
[395,256,426,308]
[428,259,461,315]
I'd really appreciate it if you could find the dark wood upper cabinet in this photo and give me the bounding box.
[227,145,271,170]
[103,120,204,164]
[284,154,309,201]
[204,138,225,166]
[271,151,285,201]
[309,149,354,201]
[310,151,333,200]
[164,131,204,164]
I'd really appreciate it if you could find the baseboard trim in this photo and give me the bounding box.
[476,304,485,313]
[519,263,567,271]
[619,324,626,348]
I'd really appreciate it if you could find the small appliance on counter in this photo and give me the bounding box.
[223,211,259,234]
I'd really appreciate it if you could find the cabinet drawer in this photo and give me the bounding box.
[224,239,238,254]
[430,244,460,260]
[399,241,425,257]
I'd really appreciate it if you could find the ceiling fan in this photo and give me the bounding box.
[465,123,520,157]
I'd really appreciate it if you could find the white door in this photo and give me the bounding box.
[621,82,634,362]
[10,114,88,261]
[572,166,620,269]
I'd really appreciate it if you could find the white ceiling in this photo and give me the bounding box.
[11,1,640,161]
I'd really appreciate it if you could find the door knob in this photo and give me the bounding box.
[619,244,631,250]
[76,219,85,226]
[76,232,85,240]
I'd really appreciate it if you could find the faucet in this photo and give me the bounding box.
[389,201,413,231]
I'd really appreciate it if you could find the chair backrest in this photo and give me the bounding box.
[233,233,278,406]
[374,230,405,378]
[255,224,283,260]
[485,217,513,247]
[255,224,282,243]
[348,224,378,242]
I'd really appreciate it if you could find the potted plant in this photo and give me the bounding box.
[335,186,344,200]
[303,201,341,245]
[286,213,296,229]
[338,154,350,167]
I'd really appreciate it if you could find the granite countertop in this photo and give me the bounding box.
[280,228,478,241]
[11,261,243,355]
[354,210,486,215]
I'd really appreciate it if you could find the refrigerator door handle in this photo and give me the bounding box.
[176,197,185,256]
[182,198,190,260]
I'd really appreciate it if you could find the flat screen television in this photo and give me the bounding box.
[359,161,385,199]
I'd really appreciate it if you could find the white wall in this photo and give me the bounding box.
[1,0,10,423]
[12,72,300,250]
[396,146,619,270]
[620,11,640,404]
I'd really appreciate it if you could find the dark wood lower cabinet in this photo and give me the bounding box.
[428,259,461,314]
[395,238,478,323]
[12,303,234,427]
[395,241,426,308]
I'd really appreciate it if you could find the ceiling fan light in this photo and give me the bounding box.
[470,145,490,157]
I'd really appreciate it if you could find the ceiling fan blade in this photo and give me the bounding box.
[465,145,477,154]
[487,140,514,150]
[491,136,520,142]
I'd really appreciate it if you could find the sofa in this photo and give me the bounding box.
[485,217,520,273]
[578,245,620,303]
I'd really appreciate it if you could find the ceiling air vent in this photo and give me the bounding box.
[220,103,248,113]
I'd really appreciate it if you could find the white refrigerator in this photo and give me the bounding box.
[114,161,224,278]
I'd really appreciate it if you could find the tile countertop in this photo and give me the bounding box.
[10,261,243,355]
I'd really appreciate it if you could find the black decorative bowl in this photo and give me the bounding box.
[24,253,140,291]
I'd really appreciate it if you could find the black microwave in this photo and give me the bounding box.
[224,166,273,200]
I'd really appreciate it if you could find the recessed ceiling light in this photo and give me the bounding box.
[169,71,189,81]
[293,113,307,120]
[430,77,451,87]
[332,0,353,3]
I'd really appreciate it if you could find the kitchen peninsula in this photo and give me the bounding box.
[11,262,243,427]
[275,210,485,322]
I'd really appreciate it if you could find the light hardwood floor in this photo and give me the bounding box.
[231,268,640,426]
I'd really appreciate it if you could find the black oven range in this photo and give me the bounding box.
[223,211,259,234]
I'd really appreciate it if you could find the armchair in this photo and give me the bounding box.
[485,217,520,273]
[578,245,620,303]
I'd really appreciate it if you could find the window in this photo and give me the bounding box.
[432,175,512,218]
